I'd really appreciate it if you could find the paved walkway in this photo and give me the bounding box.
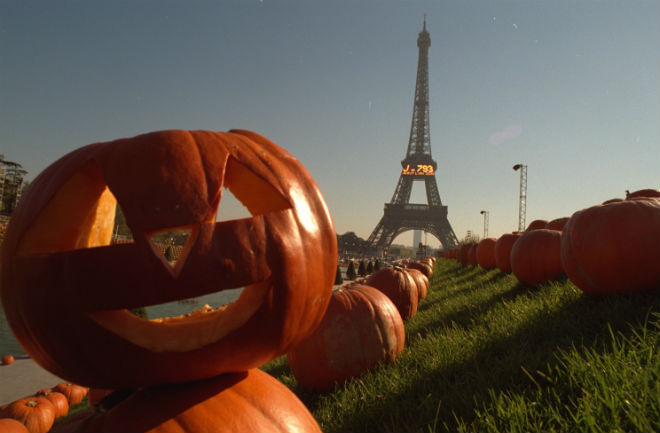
[0,357,67,405]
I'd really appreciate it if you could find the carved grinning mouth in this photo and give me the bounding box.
[88,281,270,352]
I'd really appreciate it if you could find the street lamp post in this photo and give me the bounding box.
[512,164,527,232]
[480,210,489,238]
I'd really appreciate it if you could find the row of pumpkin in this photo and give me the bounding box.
[0,383,88,433]
[287,258,436,391]
[442,188,660,295]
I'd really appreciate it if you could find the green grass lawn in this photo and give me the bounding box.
[261,259,660,433]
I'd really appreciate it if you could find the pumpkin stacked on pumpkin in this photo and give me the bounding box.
[0,129,338,432]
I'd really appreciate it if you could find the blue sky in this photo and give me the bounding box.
[1,1,658,248]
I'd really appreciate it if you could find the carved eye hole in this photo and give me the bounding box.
[18,161,128,256]
[218,156,291,218]
[146,226,194,274]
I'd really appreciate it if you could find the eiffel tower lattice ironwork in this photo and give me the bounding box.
[367,16,458,255]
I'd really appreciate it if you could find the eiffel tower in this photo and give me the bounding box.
[367,16,458,255]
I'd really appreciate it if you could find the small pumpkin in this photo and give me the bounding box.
[510,229,563,286]
[51,369,321,433]
[87,389,113,406]
[0,129,337,388]
[1,355,14,365]
[525,219,548,231]
[52,383,88,406]
[365,266,418,320]
[561,198,660,295]
[286,283,405,391]
[34,390,69,418]
[407,260,432,278]
[476,238,497,269]
[494,233,522,273]
[0,418,29,433]
[626,188,660,199]
[0,397,56,433]
[405,267,429,300]
[467,244,478,266]
[545,217,569,231]
[457,243,473,266]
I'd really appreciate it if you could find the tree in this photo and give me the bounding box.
[346,261,356,280]
[334,264,343,285]
[357,260,366,277]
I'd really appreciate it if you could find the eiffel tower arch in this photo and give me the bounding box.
[367,16,458,256]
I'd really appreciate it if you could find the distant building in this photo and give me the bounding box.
[0,156,28,216]
[413,230,422,249]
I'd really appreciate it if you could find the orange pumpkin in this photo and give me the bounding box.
[510,229,563,286]
[34,390,69,418]
[457,243,473,266]
[0,418,29,433]
[87,389,113,406]
[0,397,55,433]
[561,198,660,295]
[287,283,405,391]
[494,233,522,273]
[407,260,432,278]
[476,238,497,269]
[0,129,337,388]
[52,383,88,406]
[50,369,321,433]
[627,188,660,199]
[467,244,478,266]
[545,217,569,231]
[405,267,429,300]
[525,219,548,231]
[365,266,418,320]
[1,355,14,365]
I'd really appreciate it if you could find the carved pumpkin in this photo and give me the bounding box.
[0,129,337,388]
[287,283,405,391]
[50,369,321,433]
[510,229,563,286]
[476,238,497,269]
[0,397,55,433]
[561,198,660,295]
[494,233,522,273]
[365,266,418,320]
[34,390,69,419]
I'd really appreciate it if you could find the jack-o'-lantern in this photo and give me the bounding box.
[0,129,337,388]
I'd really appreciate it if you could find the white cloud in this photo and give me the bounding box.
[488,124,523,145]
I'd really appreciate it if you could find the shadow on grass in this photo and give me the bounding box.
[326,284,659,433]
